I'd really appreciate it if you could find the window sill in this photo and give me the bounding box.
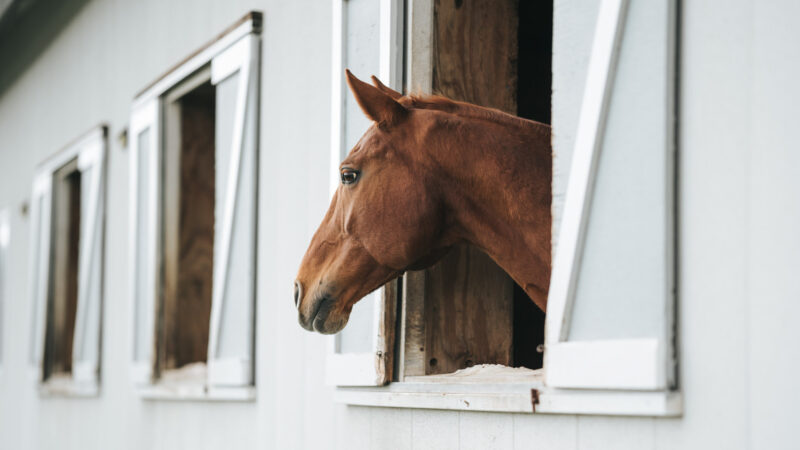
[136,363,256,402]
[336,365,543,413]
[38,374,99,398]
[334,365,682,416]
[138,384,256,402]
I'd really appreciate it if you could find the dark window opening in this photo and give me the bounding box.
[158,78,216,377]
[513,0,552,371]
[405,0,552,376]
[43,159,81,380]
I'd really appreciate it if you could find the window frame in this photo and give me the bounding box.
[333,0,681,416]
[128,11,261,401]
[325,0,405,387]
[28,125,108,397]
[0,208,8,376]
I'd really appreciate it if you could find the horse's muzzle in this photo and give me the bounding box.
[296,286,347,334]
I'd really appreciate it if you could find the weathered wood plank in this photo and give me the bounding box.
[424,245,514,374]
[161,82,216,371]
[420,0,519,375]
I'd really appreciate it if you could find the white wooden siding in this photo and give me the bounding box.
[0,0,797,449]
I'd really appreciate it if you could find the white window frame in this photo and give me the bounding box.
[28,125,108,397]
[0,208,8,376]
[326,0,405,387]
[333,0,681,416]
[128,12,261,401]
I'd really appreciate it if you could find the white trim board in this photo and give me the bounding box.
[132,12,262,108]
[335,381,682,416]
[325,0,405,388]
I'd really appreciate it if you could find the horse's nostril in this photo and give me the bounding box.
[293,280,302,308]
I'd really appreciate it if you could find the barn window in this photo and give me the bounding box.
[327,0,548,387]
[129,12,261,400]
[329,0,680,416]
[29,126,107,396]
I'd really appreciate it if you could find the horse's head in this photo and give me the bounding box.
[294,71,451,334]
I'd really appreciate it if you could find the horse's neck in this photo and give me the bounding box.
[437,117,551,310]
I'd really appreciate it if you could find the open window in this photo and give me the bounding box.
[329,0,549,391]
[129,12,261,400]
[331,0,679,416]
[29,126,107,396]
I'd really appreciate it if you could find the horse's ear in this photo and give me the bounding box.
[346,70,407,126]
[370,75,403,100]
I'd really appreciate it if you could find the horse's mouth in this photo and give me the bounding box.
[299,293,348,335]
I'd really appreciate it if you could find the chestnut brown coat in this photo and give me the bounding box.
[295,71,551,334]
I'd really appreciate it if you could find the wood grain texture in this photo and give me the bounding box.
[162,83,216,371]
[377,278,398,384]
[399,271,427,379]
[422,0,518,375]
[424,245,514,374]
[432,0,519,114]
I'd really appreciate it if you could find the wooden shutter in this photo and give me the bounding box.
[543,0,678,410]
[205,33,260,387]
[70,128,107,387]
[129,100,160,384]
[325,0,404,386]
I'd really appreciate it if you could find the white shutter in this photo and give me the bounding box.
[71,128,107,387]
[543,0,678,406]
[206,33,260,387]
[129,100,160,384]
[326,0,404,386]
[0,209,9,371]
[29,172,52,379]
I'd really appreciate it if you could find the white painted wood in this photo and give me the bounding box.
[411,409,459,450]
[369,407,412,449]
[546,0,629,346]
[576,416,655,450]
[536,390,681,417]
[512,413,578,450]
[336,375,543,413]
[207,33,259,387]
[747,2,800,449]
[139,385,256,402]
[131,18,258,110]
[0,208,8,374]
[544,0,679,409]
[37,375,99,397]
[546,339,665,390]
[128,98,159,385]
[329,0,346,197]
[326,0,404,387]
[459,411,513,450]
[27,126,107,393]
[70,127,107,387]
[406,0,434,93]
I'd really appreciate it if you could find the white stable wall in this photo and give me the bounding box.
[0,0,798,449]
[0,1,335,449]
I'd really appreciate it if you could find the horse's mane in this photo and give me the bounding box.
[399,94,548,132]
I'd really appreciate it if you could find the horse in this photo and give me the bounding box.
[295,70,551,334]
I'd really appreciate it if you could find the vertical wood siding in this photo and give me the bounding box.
[0,0,799,449]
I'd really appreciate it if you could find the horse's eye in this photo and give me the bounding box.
[341,168,359,185]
